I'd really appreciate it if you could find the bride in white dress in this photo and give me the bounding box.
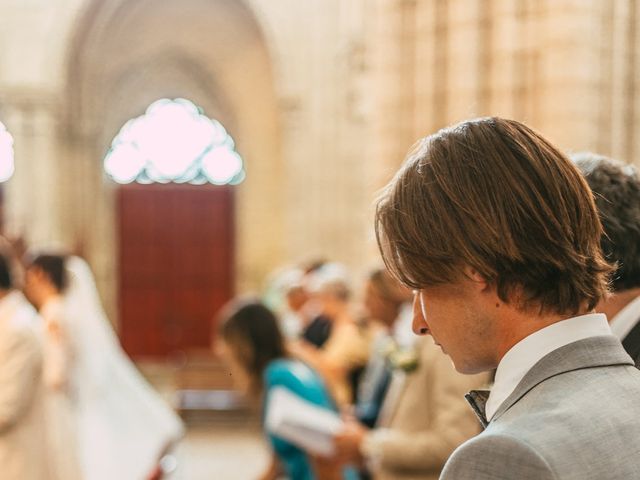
[26,254,185,480]
[25,255,82,480]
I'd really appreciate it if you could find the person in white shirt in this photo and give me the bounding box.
[0,249,51,480]
[574,153,640,366]
[374,117,640,479]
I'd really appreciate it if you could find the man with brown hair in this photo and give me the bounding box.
[574,153,640,366]
[375,117,640,479]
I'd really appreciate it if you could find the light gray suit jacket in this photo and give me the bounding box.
[440,335,640,479]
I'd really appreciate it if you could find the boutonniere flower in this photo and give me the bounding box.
[382,338,419,372]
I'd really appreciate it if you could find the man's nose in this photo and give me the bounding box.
[412,293,429,335]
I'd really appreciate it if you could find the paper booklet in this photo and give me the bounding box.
[265,386,344,457]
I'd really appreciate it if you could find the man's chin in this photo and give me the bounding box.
[449,355,495,375]
[433,341,493,374]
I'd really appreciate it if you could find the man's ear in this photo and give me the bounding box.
[464,266,493,294]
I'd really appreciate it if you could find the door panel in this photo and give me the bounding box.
[117,184,234,358]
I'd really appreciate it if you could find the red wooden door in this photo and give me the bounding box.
[117,184,234,358]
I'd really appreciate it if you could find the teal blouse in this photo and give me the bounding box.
[263,359,358,480]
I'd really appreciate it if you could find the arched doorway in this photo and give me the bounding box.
[63,0,285,347]
[108,98,242,357]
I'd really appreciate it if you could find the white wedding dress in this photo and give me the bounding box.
[63,257,185,480]
[41,295,83,480]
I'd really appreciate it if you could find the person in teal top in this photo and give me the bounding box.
[218,299,358,480]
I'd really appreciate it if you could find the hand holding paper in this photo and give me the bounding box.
[265,386,344,457]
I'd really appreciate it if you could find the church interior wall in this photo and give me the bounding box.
[0,0,638,325]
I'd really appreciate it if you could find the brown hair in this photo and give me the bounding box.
[375,117,613,315]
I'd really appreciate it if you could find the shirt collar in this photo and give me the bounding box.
[486,313,612,421]
[610,295,640,340]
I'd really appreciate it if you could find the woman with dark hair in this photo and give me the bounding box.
[218,299,357,480]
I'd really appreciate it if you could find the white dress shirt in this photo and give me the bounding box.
[610,295,640,340]
[486,313,613,421]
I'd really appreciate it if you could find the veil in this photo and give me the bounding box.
[63,256,184,479]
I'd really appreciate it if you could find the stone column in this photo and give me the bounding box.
[370,0,418,190]
[0,93,66,249]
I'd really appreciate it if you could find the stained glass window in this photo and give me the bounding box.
[104,98,245,185]
[0,121,15,183]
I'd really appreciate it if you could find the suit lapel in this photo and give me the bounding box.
[490,335,634,423]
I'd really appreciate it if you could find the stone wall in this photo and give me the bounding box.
[0,0,638,322]
[370,0,640,189]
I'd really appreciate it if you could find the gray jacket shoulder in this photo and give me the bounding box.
[444,337,640,480]
[440,432,556,480]
[466,364,640,480]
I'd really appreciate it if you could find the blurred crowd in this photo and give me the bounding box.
[217,260,489,480]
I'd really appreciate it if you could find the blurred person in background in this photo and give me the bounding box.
[574,153,640,366]
[25,253,184,480]
[24,254,82,480]
[355,267,412,429]
[263,267,307,339]
[263,260,334,347]
[298,260,334,348]
[291,263,372,408]
[217,299,358,480]
[0,246,51,480]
